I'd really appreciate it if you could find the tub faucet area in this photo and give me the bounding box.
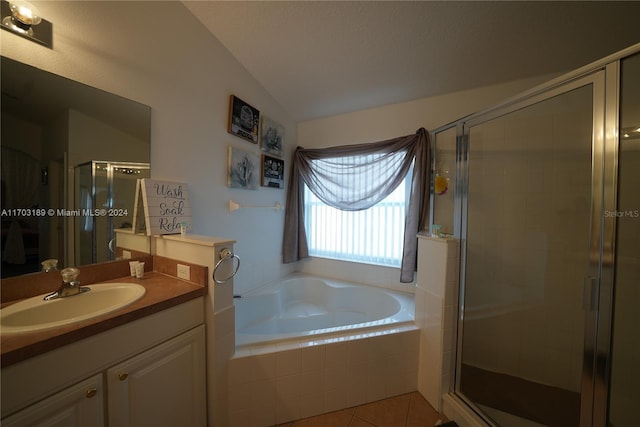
[43,267,91,301]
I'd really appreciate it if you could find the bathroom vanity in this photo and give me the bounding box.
[0,258,208,426]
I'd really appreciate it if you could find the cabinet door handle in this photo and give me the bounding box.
[118,372,129,381]
[86,388,97,398]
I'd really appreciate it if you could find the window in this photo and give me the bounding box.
[303,171,411,267]
[282,128,428,283]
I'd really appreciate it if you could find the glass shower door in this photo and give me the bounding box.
[608,53,640,427]
[457,75,603,427]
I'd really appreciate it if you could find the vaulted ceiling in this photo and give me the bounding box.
[184,1,640,122]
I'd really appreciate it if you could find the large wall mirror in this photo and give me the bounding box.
[1,56,151,278]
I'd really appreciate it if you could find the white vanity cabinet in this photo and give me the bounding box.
[2,374,105,427]
[107,325,206,426]
[1,298,206,426]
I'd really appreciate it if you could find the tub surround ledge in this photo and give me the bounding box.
[416,235,460,412]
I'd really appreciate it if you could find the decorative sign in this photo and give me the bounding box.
[228,146,259,190]
[260,116,284,157]
[133,179,192,236]
[228,95,260,143]
[261,155,285,189]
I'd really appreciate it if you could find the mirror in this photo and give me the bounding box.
[1,56,151,278]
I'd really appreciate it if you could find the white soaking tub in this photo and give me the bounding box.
[234,273,415,347]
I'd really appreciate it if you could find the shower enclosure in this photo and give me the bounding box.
[432,45,639,427]
[74,161,150,266]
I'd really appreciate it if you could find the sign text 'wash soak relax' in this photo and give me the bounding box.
[134,179,192,236]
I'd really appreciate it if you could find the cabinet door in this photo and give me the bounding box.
[2,374,104,427]
[107,325,206,427]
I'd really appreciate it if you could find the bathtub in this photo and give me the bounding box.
[235,274,415,347]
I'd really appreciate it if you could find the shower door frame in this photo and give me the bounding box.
[435,44,640,427]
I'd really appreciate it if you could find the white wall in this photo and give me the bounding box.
[0,113,43,161]
[1,1,296,293]
[297,73,557,288]
[67,110,148,166]
[298,74,556,148]
[1,1,561,293]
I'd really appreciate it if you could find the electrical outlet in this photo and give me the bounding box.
[122,250,132,259]
[177,264,190,281]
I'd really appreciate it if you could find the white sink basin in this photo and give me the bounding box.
[1,283,146,334]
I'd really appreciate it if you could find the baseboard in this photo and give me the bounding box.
[442,393,492,427]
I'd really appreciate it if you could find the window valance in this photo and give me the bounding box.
[283,128,431,282]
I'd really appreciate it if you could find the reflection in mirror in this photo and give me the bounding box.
[74,161,150,267]
[1,56,151,278]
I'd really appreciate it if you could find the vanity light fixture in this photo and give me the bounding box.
[1,0,52,48]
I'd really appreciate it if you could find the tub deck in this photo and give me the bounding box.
[235,274,416,350]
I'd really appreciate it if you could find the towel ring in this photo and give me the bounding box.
[213,248,240,284]
[108,237,116,255]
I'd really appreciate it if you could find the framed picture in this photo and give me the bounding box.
[261,155,285,189]
[228,146,259,190]
[228,95,260,143]
[260,116,285,157]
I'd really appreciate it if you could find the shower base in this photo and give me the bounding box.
[460,364,580,427]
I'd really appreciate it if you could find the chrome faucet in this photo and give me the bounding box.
[44,267,91,301]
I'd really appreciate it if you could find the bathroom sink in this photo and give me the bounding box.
[1,283,146,334]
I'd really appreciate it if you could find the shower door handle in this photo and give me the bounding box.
[582,276,599,312]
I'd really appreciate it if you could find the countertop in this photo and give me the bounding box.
[1,272,206,367]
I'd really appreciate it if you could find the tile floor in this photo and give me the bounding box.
[276,391,447,427]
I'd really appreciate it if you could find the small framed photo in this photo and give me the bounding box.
[260,116,285,157]
[261,155,285,189]
[228,146,259,190]
[228,95,260,143]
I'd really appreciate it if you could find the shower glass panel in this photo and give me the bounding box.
[608,53,640,427]
[432,126,457,236]
[74,161,150,266]
[458,84,595,427]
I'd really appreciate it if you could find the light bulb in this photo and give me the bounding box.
[9,1,41,27]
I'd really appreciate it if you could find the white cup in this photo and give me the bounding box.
[129,261,139,277]
[135,262,145,279]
